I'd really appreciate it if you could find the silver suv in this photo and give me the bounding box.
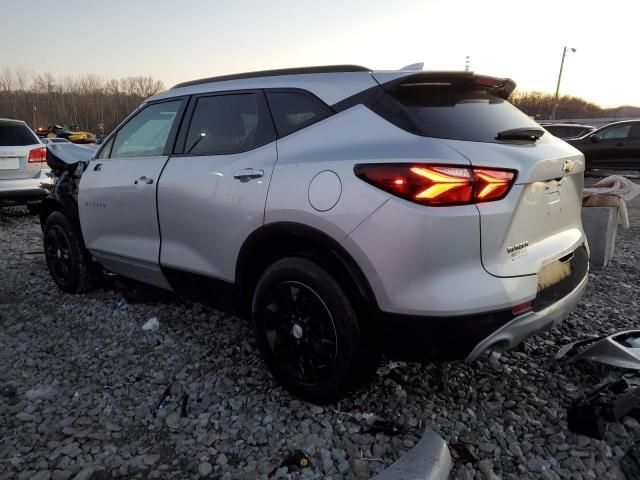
[40,65,589,403]
[0,118,49,212]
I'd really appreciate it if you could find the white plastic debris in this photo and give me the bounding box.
[583,175,640,229]
[142,317,159,331]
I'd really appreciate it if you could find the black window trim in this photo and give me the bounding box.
[263,88,336,139]
[94,96,189,160]
[172,89,276,157]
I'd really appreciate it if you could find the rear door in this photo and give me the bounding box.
[157,91,277,281]
[0,121,42,180]
[79,98,186,288]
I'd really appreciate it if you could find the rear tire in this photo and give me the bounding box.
[43,211,100,293]
[252,257,379,404]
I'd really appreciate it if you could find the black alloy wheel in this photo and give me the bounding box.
[261,280,338,385]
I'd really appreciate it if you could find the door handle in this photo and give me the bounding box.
[134,176,154,185]
[616,142,624,147]
[93,163,102,171]
[233,168,264,181]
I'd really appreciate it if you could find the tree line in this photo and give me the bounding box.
[1,66,638,137]
[510,90,640,120]
[0,67,164,137]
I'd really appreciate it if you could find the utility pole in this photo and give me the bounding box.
[550,46,576,120]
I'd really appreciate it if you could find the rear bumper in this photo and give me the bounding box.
[377,259,588,363]
[466,271,588,359]
[0,171,51,203]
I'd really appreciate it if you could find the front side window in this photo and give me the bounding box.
[185,93,274,155]
[266,91,333,137]
[110,100,182,158]
[596,124,631,140]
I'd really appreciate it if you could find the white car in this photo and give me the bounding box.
[0,118,49,212]
[40,65,589,403]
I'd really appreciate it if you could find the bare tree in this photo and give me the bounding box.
[0,66,164,135]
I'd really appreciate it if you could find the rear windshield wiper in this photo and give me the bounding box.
[496,128,544,142]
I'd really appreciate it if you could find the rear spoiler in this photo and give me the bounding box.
[375,71,517,100]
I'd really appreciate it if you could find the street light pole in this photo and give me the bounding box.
[550,46,576,120]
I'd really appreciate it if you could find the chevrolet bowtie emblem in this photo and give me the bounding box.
[562,160,575,173]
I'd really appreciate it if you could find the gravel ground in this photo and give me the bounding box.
[1,198,639,480]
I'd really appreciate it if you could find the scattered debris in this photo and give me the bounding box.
[568,373,640,439]
[142,317,160,331]
[365,418,405,436]
[371,428,452,480]
[376,361,406,376]
[268,450,310,477]
[153,384,173,417]
[449,443,477,464]
[556,330,640,370]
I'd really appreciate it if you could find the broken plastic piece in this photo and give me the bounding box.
[142,317,160,331]
[567,373,640,439]
[556,330,640,370]
[371,428,452,480]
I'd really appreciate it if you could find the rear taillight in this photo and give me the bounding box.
[354,164,516,206]
[28,147,47,164]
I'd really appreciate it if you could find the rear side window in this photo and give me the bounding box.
[111,100,182,158]
[266,91,333,137]
[369,86,543,144]
[0,124,38,146]
[185,93,274,155]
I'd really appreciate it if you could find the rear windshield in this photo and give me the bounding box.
[374,86,544,144]
[0,124,38,146]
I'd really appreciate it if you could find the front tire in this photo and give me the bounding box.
[43,211,99,293]
[252,257,379,404]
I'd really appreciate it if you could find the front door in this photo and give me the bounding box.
[79,99,185,287]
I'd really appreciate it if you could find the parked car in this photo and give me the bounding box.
[540,123,595,140]
[39,66,589,403]
[0,118,50,212]
[567,120,640,170]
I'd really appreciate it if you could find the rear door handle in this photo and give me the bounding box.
[134,176,154,185]
[233,168,264,181]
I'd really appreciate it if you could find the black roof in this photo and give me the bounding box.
[172,65,370,89]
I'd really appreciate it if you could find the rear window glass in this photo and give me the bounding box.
[377,87,544,144]
[266,91,333,137]
[0,124,38,146]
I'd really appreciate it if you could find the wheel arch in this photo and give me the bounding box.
[235,222,378,320]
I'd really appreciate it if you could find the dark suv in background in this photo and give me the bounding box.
[567,120,640,170]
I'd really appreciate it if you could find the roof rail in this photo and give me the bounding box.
[171,65,370,89]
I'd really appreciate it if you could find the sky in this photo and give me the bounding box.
[2,0,639,107]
